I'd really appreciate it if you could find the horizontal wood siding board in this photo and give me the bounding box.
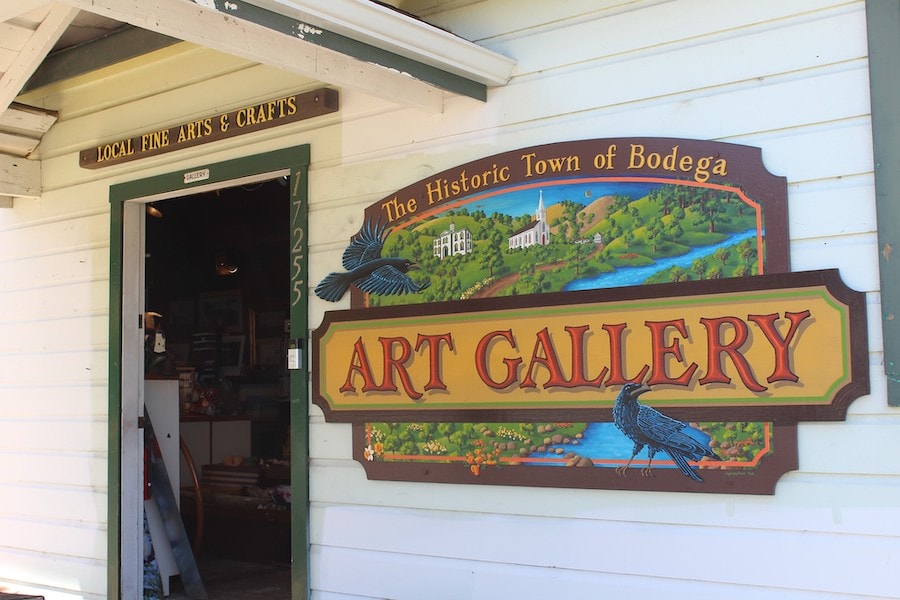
[489,2,865,79]
[308,459,900,538]
[421,0,856,45]
[310,542,893,599]
[0,548,105,598]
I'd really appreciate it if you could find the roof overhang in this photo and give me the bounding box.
[244,0,515,88]
[59,0,515,111]
[0,0,515,204]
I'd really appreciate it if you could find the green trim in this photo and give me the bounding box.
[108,145,311,598]
[212,0,487,101]
[25,27,180,92]
[289,163,311,598]
[107,198,124,600]
[866,1,900,405]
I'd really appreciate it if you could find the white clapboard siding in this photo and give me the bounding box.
[492,2,865,80]
[308,503,898,594]
[0,546,106,599]
[426,0,855,47]
[788,177,877,239]
[314,543,885,600]
[309,457,900,539]
[2,449,107,487]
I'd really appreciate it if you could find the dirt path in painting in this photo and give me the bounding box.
[471,272,521,299]
[472,246,604,299]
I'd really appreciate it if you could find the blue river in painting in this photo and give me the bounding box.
[564,228,760,291]
[528,422,643,466]
[528,422,678,468]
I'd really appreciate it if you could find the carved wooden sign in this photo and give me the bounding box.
[312,137,868,494]
[314,269,867,422]
[80,88,338,168]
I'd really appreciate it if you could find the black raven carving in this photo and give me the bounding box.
[315,218,430,302]
[612,383,721,481]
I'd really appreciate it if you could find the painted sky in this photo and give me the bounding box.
[464,180,661,218]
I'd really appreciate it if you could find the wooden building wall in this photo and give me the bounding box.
[0,1,896,598]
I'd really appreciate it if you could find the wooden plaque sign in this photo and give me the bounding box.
[314,270,867,423]
[80,87,338,168]
[312,137,869,494]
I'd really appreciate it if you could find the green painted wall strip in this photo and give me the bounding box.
[211,0,487,101]
[866,0,900,405]
[108,145,312,597]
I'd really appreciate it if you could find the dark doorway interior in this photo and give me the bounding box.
[144,177,292,597]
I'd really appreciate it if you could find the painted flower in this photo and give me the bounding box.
[364,445,375,461]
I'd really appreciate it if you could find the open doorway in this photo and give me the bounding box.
[143,177,292,597]
[109,146,311,599]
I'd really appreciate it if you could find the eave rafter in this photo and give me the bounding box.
[0,2,74,205]
[60,0,515,113]
[1,0,514,204]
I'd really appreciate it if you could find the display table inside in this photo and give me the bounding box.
[180,462,291,563]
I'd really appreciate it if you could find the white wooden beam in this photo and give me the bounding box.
[0,153,41,198]
[0,0,52,23]
[244,0,515,85]
[61,0,445,112]
[0,3,79,111]
[0,131,41,156]
[0,103,58,134]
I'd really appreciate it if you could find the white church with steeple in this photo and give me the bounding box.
[508,190,551,250]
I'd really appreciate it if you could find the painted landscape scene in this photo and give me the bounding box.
[369,180,764,307]
[363,420,772,478]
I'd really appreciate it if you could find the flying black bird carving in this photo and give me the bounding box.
[314,218,430,302]
[612,383,721,481]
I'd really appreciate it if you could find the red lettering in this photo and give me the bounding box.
[557,325,606,388]
[475,330,521,389]
[645,319,698,386]
[521,327,567,388]
[370,336,422,400]
[699,316,766,392]
[340,337,378,393]
[603,323,649,385]
[415,333,454,391]
[748,311,811,383]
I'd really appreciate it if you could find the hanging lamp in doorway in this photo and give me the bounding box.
[215,252,238,275]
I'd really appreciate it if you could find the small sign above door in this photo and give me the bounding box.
[80,87,338,169]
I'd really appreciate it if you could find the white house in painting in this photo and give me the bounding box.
[508,191,551,250]
[1,2,899,600]
[433,222,473,259]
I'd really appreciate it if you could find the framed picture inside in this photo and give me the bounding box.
[219,334,246,376]
[198,290,243,332]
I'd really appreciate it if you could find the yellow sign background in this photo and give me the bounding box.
[317,285,849,413]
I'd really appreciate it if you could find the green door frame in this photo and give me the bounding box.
[107,145,311,598]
